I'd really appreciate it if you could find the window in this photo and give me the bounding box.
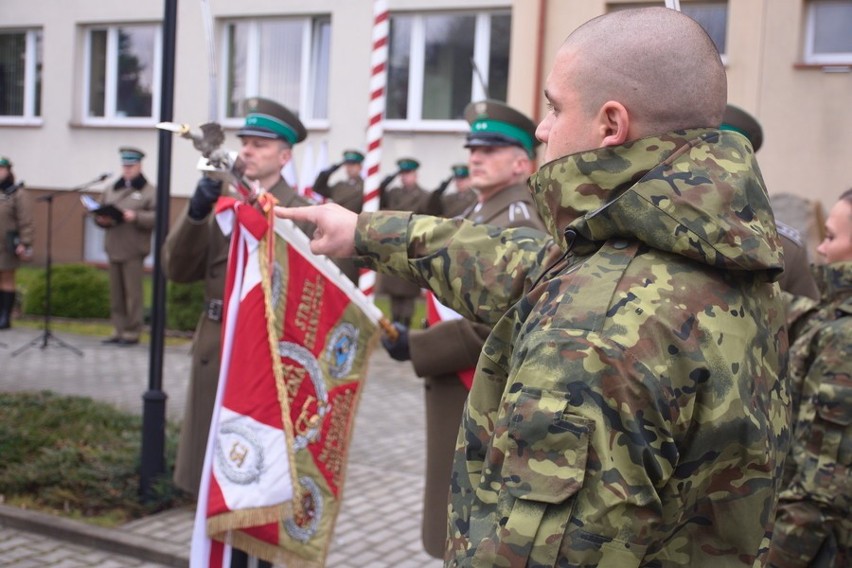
[608,2,728,56]
[222,17,330,125]
[805,0,852,64]
[0,29,42,122]
[83,24,162,123]
[386,11,511,127]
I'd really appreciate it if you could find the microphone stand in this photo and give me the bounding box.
[12,174,110,357]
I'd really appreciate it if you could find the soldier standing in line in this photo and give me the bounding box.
[277,7,789,564]
[421,163,477,218]
[377,157,429,327]
[312,149,365,284]
[0,156,34,330]
[96,147,156,346]
[721,104,819,301]
[768,188,852,567]
[380,100,546,558]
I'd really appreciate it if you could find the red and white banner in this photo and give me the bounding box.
[191,195,382,567]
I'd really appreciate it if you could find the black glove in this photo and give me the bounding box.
[324,162,342,175]
[379,171,399,191]
[381,323,410,362]
[434,175,453,196]
[188,176,223,220]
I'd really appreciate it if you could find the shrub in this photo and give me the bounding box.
[0,391,191,525]
[166,280,205,332]
[22,264,110,319]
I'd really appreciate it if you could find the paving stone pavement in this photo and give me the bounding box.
[0,325,444,567]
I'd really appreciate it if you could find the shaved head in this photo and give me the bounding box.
[562,7,726,136]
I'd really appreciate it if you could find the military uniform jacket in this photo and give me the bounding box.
[422,187,477,218]
[775,261,852,524]
[0,179,34,270]
[313,172,363,284]
[409,182,545,379]
[99,175,156,262]
[355,129,789,566]
[314,173,364,214]
[163,178,313,494]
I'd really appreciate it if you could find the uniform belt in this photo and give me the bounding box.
[206,299,223,322]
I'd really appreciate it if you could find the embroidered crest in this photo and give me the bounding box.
[325,323,359,379]
[278,340,329,450]
[283,476,323,542]
[214,416,265,485]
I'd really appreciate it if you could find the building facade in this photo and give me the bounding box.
[2,0,850,263]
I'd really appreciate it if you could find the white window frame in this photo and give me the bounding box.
[385,11,510,132]
[218,17,330,130]
[81,24,163,126]
[0,28,43,126]
[804,0,852,65]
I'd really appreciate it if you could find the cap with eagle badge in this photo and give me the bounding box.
[464,99,539,158]
[720,104,763,153]
[118,147,145,165]
[0,156,11,168]
[396,158,420,172]
[451,163,469,178]
[237,97,307,146]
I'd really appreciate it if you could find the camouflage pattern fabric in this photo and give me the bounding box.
[354,129,789,566]
[769,261,852,568]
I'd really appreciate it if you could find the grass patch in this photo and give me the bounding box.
[0,391,193,527]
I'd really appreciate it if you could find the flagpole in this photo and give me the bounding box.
[359,0,389,300]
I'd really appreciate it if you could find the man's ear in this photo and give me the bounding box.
[598,101,630,147]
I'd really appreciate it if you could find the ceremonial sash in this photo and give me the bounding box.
[424,292,475,390]
[191,195,381,567]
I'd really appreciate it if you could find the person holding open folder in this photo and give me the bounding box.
[95,146,156,346]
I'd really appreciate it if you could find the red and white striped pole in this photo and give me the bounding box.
[359,0,389,298]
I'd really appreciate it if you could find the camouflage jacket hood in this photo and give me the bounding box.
[528,129,783,279]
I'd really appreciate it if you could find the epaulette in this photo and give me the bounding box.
[508,201,532,222]
[776,221,804,247]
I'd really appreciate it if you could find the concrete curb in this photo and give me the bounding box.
[0,503,188,567]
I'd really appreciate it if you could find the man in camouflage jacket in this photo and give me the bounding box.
[278,8,789,566]
[768,191,852,567]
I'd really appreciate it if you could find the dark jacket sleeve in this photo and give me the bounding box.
[162,204,210,283]
[409,318,491,378]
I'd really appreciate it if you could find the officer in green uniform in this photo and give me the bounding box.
[164,98,314,498]
[377,158,429,326]
[277,8,789,565]
[97,147,156,345]
[313,150,365,284]
[421,163,477,218]
[721,104,819,300]
[0,156,34,329]
[768,189,852,568]
[381,100,546,558]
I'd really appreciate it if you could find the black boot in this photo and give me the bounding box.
[0,291,12,330]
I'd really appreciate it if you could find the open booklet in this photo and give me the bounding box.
[80,194,124,224]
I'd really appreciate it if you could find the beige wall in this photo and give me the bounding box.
[2,0,850,227]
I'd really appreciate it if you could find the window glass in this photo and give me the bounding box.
[422,14,475,120]
[487,14,512,103]
[387,16,412,120]
[811,0,852,55]
[0,32,27,116]
[87,30,108,117]
[224,17,329,121]
[116,26,156,117]
[387,11,512,122]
